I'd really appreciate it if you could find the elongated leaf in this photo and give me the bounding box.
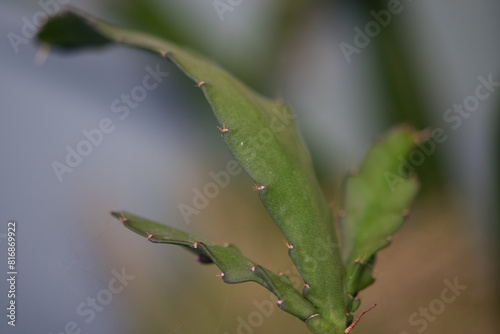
[39,10,346,331]
[340,126,420,314]
[111,211,336,332]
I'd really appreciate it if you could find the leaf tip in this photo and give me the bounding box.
[111,211,127,223]
[37,9,113,51]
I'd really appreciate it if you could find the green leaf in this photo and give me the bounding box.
[111,211,332,328]
[39,10,346,332]
[340,126,420,313]
[36,11,112,50]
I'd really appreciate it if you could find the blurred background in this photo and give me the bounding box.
[0,0,499,333]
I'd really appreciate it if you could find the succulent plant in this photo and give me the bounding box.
[37,10,420,334]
